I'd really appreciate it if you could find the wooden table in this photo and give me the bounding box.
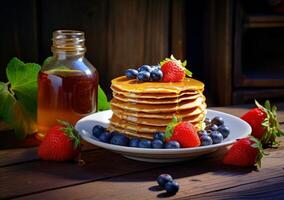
[1,105,284,200]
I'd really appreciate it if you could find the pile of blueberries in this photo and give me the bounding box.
[92,125,181,149]
[157,174,179,195]
[198,116,230,146]
[125,65,163,82]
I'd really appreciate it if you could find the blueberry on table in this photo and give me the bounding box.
[157,174,173,187]
[138,65,152,72]
[210,131,224,144]
[150,68,163,81]
[211,116,224,126]
[164,181,179,195]
[205,124,218,131]
[197,130,208,138]
[129,138,140,147]
[153,132,165,141]
[137,71,151,82]
[138,139,152,148]
[164,141,180,149]
[98,131,113,143]
[125,69,138,79]
[151,139,164,149]
[92,125,105,138]
[200,135,213,146]
[110,134,129,146]
[217,125,230,139]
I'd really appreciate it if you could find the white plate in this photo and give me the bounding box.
[75,109,251,163]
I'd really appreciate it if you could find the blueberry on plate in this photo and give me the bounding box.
[150,68,163,81]
[197,130,208,138]
[98,131,113,143]
[92,125,105,138]
[110,133,129,146]
[138,65,152,73]
[138,139,152,148]
[153,132,165,141]
[205,124,218,131]
[151,139,164,149]
[217,125,230,139]
[137,71,151,82]
[165,141,180,149]
[211,116,224,126]
[204,118,211,125]
[164,181,179,195]
[125,69,138,79]
[200,135,213,146]
[129,138,140,147]
[157,174,173,187]
[210,131,224,144]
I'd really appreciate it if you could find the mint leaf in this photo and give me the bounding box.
[6,57,41,118]
[43,56,53,66]
[98,85,110,111]
[0,82,16,123]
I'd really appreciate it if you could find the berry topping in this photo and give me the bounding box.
[138,65,152,72]
[129,138,140,147]
[200,135,213,146]
[110,133,129,146]
[153,132,165,141]
[164,141,181,149]
[210,131,224,144]
[125,69,138,79]
[137,71,151,82]
[151,139,164,149]
[138,139,152,148]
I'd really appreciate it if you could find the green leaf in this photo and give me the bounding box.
[98,85,110,111]
[6,57,41,118]
[43,56,53,66]
[0,82,16,123]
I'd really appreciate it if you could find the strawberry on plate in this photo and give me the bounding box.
[164,116,200,148]
[223,136,266,167]
[241,100,284,147]
[38,120,80,161]
[160,55,192,82]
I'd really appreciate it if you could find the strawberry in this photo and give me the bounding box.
[38,120,80,161]
[164,116,200,148]
[241,100,284,147]
[160,55,192,82]
[223,136,266,167]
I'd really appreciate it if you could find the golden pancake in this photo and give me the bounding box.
[110,96,205,113]
[111,103,207,119]
[113,92,203,104]
[112,111,206,126]
[111,76,205,94]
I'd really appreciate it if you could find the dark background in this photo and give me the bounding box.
[1,0,284,106]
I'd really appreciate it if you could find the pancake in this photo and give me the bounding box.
[111,103,207,119]
[110,96,205,113]
[113,92,203,104]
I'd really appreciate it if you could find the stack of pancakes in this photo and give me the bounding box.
[108,76,206,139]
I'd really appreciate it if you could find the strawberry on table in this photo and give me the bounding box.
[38,120,80,161]
[160,55,192,82]
[165,116,200,148]
[241,100,284,147]
[224,136,265,167]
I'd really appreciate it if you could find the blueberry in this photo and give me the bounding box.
[125,69,138,79]
[92,125,105,138]
[157,174,173,187]
[138,65,152,72]
[152,65,161,70]
[210,131,224,144]
[205,124,218,131]
[164,181,179,195]
[151,139,164,149]
[138,139,152,148]
[129,138,140,147]
[150,68,163,81]
[204,118,211,125]
[153,132,165,141]
[98,131,113,143]
[211,116,224,126]
[197,130,208,138]
[165,141,180,149]
[110,133,129,146]
[137,71,151,82]
[218,125,230,139]
[200,135,213,146]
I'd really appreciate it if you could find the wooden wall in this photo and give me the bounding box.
[0,0,186,97]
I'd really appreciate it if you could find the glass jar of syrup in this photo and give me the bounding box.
[37,30,98,139]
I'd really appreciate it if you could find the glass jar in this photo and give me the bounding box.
[37,30,98,139]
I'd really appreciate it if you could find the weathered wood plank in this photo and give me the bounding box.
[16,140,284,200]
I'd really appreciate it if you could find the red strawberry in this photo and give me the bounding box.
[241,100,284,147]
[160,55,192,82]
[38,120,80,161]
[165,117,200,148]
[223,136,265,167]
